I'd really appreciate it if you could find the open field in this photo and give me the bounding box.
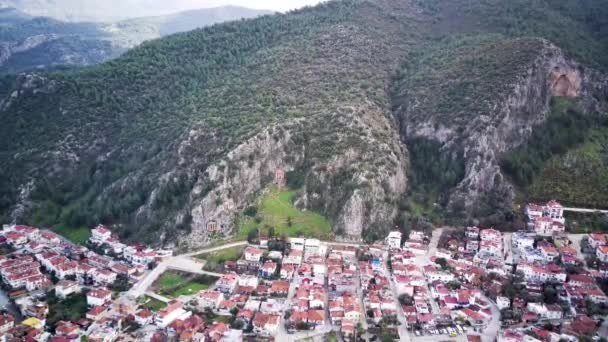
[197,246,244,271]
[50,224,91,245]
[237,187,332,240]
[196,246,243,263]
[154,271,218,298]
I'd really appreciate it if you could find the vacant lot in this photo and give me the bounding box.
[197,246,244,272]
[138,295,167,311]
[51,224,91,245]
[154,271,218,298]
[237,188,332,240]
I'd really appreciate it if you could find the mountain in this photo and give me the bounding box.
[0,0,607,249]
[0,0,271,22]
[0,6,272,73]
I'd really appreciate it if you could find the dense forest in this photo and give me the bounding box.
[0,0,607,243]
[501,98,607,187]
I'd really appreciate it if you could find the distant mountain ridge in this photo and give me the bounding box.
[0,6,272,73]
[0,0,267,22]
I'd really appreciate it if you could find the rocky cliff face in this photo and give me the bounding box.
[394,38,605,217]
[175,102,407,248]
[178,125,304,248]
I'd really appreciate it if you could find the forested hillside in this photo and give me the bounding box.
[0,0,607,247]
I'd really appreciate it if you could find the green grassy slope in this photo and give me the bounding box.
[237,187,332,240]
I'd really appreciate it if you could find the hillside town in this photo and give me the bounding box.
[0,200,606,341]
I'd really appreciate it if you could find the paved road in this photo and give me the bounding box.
[480,295,501,342]
[563,207,608,214]
[275,274,299,342]
[182,241,248,257]
[386,260,411,342]
[127,243,240,298]
[145,291,171,303]
[355,259,371,342]
[325,241,364,248]
[503,233,514,264]
[568,234,586,254]
[598,316,608,339]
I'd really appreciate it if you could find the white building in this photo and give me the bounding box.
[386,231,402,249]
[55,280,81,299]
[512,232,535,250]
[290,238,305,251]
[87,288,112,307]
[91,225,112,243]
[154,300,192,327]
[496,296,510,310]
[597,245,608,263]
[237,275,259,288]
[198,290,224,309]
[244,247,264,263]
[304,239,321,256]
[544,200,564,223]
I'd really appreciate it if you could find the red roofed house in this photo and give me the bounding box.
[307,310,325,327]
[544,200,564,222]
[91,225,112,243]
[155,300,191,328]
[55,321,81,336]
[0,314,15,334]
[135,309,154,326]
[86,306,107,321]
[87,288,112,307]
[206,322,229,342]
[252,312,280,336]
[270,280,290,297]
[480,228,501,243]
[244,246,264,263]
[260,261,277,279]
[236,309,254,325]
[459,308,487,327]
[4,231,27,246]
[55,280,81,299]
[341,319,355,336]
[597,245,608,263]
[169,314,205,341]
[39,231,61,245]
[589,233,608,248]
[216,272,238,293]
[198,290,224,309]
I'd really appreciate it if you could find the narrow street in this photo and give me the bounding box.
[355,261,370,342]
[386,258,411,342]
